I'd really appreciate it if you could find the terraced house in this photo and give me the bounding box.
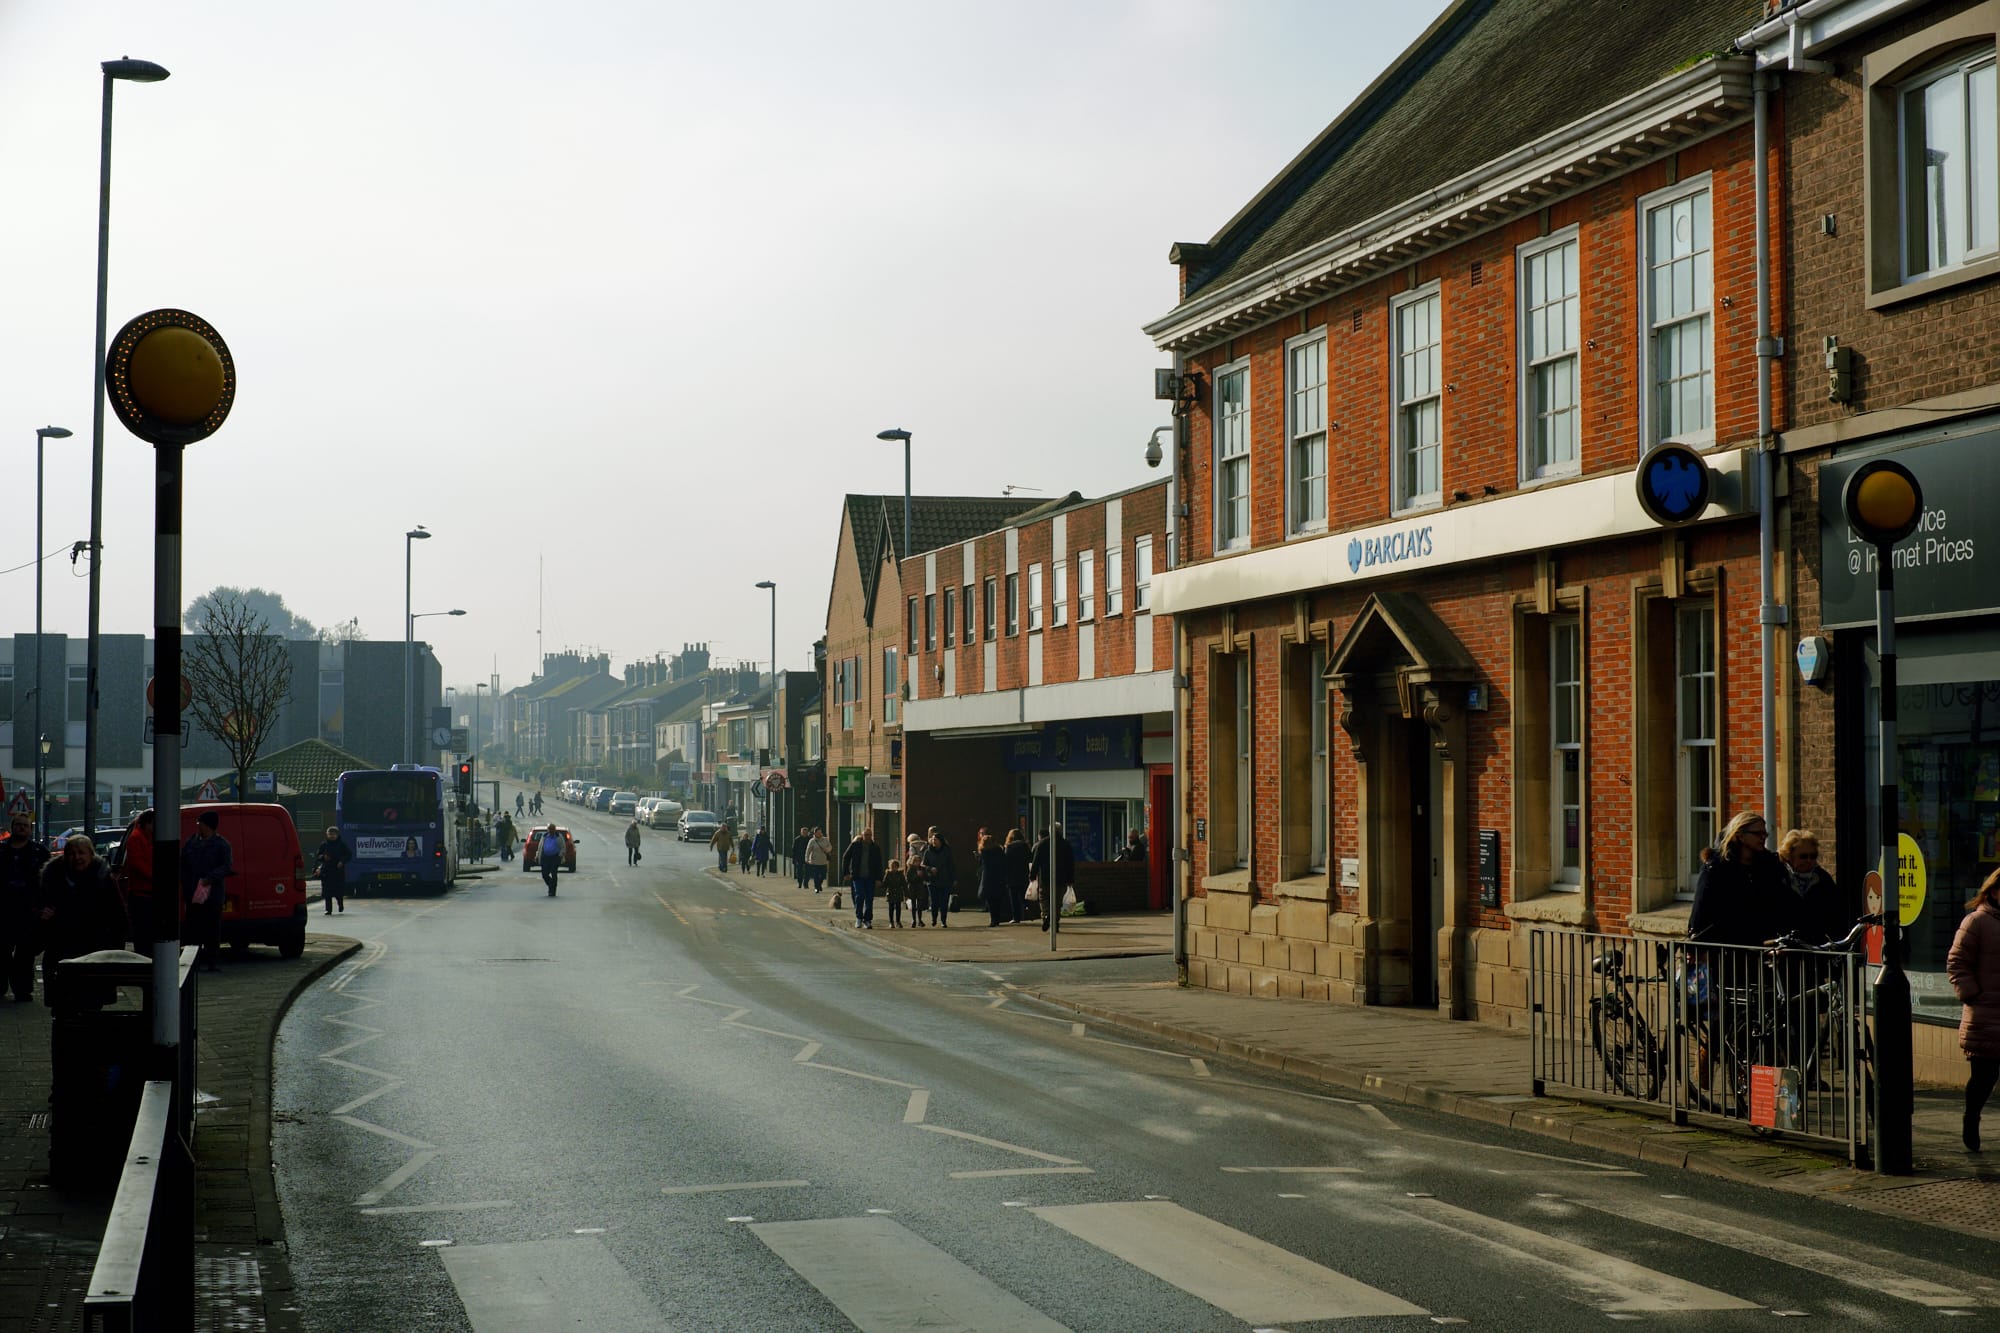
[1147,0,1779,1017]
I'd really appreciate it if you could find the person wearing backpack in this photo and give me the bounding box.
[539,827,564,895]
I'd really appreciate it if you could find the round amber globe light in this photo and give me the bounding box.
[128,326,226,425]
[1853,470,1919,536]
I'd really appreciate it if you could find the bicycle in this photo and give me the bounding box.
[1590,946,1667,1100]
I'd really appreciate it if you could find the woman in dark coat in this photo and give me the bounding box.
[1003,829,1031,925]
[1688,811,1798,948]
[976,831,1009,927]
[1947,869,2000,1152]
[1775,829,1853,944]
[37,837,130,1007]
[921,832,956,928]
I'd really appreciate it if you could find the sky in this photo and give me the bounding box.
[0,0,1451,697]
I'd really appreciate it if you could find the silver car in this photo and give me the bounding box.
[678,810,722,842]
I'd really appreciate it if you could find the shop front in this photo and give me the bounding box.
[1820,422,2000,1078]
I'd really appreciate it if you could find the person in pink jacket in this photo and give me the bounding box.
[1946,869,2000,1153]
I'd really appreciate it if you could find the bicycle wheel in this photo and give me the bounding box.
[1592,998,1662,1100]
[1683,1011,1746,1115]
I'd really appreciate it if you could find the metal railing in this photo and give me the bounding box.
[1529,929,1871,1164]
[84,1080,193,1331]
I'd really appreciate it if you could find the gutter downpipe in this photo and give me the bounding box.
[1170,350,1189,980]
[1755,69,1784,826]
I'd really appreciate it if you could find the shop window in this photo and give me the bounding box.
[1513,602,1586,899]
[1866,11,2000,305]
[1676,602,1718,898]
[1280,640,1329,880]
[1551,618,1584,888]
[1207,648,1253,875]
[1633,588,1721,909]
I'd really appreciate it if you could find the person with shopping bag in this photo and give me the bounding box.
[1031,825,1074,932]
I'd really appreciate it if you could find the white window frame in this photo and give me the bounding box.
[1134,537,1154,612]
[1639,176,1715,448]
[924,594,936,652]
[882,647,899,724]
[942,587,956,649]
[1106,549,1123,616]
[1286,328,1328,535]
[1309,646,1327,872]
[1053,560,1068,627]
[983,577,997,641]
[907,597,920,653]
[1899,50,2000,282]
[1518,229,1581,483]
[1675,601,1717,900]
[1028,563,1043,632]
[1213,358,1251,551]
[1235,654,1252,868]
[962,583,974,644]
[1006,572,1019,635]
[1550,617,1583,890]
[1391,285,1443,512]
[1078,550,1095,621]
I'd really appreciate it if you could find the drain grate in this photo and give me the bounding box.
[194,1248,264,1332]
[26,1111,49,1131]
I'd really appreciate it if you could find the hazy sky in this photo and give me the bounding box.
[1,1,1449,694]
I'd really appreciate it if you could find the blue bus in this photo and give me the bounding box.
[335,767,460,893]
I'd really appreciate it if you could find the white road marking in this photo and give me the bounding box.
[659,1179,812,1196]
[915,1125,1079,1164]
[334,1115,435,1150]
[903,1090,930,1124]
[440,1238,662,1332]
[1032,1200,1426,1322]
[791,1040,822,1063]
[1572,1197,1989,1308]
[355,1148,440,1207]
[359,1200,514,1215]
[751,1215,1071,1333]
[1222,1166,1365,1175]
[720,1007,749,1022]
[948,1167,1096,1179]
[800,1061,921,1089]
[1393,1196,1757,1313]
[987,992,1008,1009]
[729,1021,813,1042]
[329,1082,398,1117]
[1189,1058,1210,1077]
[1070,1021,1087,1036]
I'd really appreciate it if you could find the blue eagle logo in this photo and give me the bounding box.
[1645,453,1707,517]
[1347,538,1363,573]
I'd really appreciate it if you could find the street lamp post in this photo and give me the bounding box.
[33,426,72,840]
[403,527,431,764]
[757,580,777,840]
[1843,458,1923,1176]
[877,429,912,560]
[409,606,467,765]
[37,736,52,841]
[83,56,170,842]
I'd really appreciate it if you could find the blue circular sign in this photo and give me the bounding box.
[1635,442,1713,527]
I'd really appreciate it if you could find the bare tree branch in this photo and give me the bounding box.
[182,592,295,800]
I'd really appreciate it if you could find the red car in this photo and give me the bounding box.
[521,826,578,874]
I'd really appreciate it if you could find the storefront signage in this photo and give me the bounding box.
[1478,829,1500,908]
[1345,523,1435,574]
[834,766,867,800]
[1002,717,1140,772]
[865,774,900,806]
[1820,434,2000,628]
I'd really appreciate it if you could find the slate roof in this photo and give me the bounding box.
[183,737,374,799]
[1181,0,1762,302]
[843,494,1045,615]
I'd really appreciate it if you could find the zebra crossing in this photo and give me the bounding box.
[434,1179,1997,1330]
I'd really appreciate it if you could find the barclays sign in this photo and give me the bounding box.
[1346,524,1436,574]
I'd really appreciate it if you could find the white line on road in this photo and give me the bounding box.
[801,1061,922,1090]
[792,1042,822,1064]
[1070,1022,1086,1036]
[903,1090,930,1124]
[334,1115,436,1151]
[1221,1166,1366,1175]
[987,992,1008,1009]
[721,1007,750,1022]
[359,1200,514,1216]
[330,1082,399,1117]
[660,1180,812,1196]
[915,1125,1079,1164]
[729,1021,814,1043]
[949,1167,1096,1179]
[441,1238,662,1332]
[1031,1200,1425,1323]
[1189,1058,1210,1077]
[354,1148,440,1207]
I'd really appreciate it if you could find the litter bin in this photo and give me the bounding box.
[50,949,155,1191]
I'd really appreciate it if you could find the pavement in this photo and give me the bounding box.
[715,862,2000,1243]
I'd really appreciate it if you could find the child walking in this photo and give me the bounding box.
[883,860,908,928]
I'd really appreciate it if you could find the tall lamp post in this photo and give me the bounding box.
[1843,457,1922,1176]
[756,580,777,837]
[37,736,52,841]
[83,57,171,842]
[409,606,466,764]
[403,527,431,764]
[33,426,72,840]
[877,428,912,560]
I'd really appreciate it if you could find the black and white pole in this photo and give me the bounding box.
[1843,458,1921,1176]
[1047,781,1059,952]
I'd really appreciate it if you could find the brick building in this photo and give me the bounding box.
[1147,0,1778,1017]
[1749,0,2000,1086]
[820,494,1042,849]
[900,481,1176,907]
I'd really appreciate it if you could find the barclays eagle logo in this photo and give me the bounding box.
[1347,538,1363,573]
[1645,453,1706,516]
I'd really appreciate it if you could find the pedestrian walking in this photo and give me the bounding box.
[921,830,956,927]
[1003,828,1030,924]
[711,823,735,874]
[1031,825,1075,932]
[790,830,809,887]
[1688,812,1798,948]
[883,860,908,928]
[538,826,564,895]
[37,837,128,1007]
[626,818,643,866]
[804,827,831,893]
[1,816,51,1001]
[751,827,772,877]
[515,792,526,818]
[114,809,160,953]
[1776,829,1851,944]
[315,825,351,915]
[1948,868,2000,1152]
[976,830,1009,927]
[180,810,234,973]
[840,827,884,929]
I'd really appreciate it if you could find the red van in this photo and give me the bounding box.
[180,802,310,958]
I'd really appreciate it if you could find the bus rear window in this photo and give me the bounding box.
[341,774,441,824]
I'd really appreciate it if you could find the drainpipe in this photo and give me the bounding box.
[1754,70,1786,826]
[1170,352,1189,979]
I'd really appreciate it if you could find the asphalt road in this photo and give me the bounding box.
[272,790,2000,1331]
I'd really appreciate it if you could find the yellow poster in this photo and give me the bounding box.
[1897,832,1927,928]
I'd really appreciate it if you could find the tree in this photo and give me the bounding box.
[185,586,316,640]
[183,592,295,802]
[318,617,367,644]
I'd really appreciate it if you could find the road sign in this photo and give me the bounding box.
[145,675,193,712]
[762,769,789,793]
[834,766,866,800]
[253,771,275,794]
[197,779,220,801]
[5,793,29,817]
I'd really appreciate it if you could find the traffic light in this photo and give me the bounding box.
[456,761,473,796]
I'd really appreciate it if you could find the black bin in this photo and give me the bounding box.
[50,950,155,1192]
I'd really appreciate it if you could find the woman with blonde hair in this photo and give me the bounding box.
[1689,811,1797,947]
[1947,869,2000,1151]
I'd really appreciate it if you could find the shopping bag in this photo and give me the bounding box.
[191,878,214,907]
[1024,879,1040,903]
[728,849,737,864]
[1060,887,1084,917]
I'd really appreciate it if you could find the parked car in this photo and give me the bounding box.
[678,810,721,842]
[647,799,685,830]
[180,801,310,958]
[522,825,579,874]
[608,791,638,816]
[591,787,616,811]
